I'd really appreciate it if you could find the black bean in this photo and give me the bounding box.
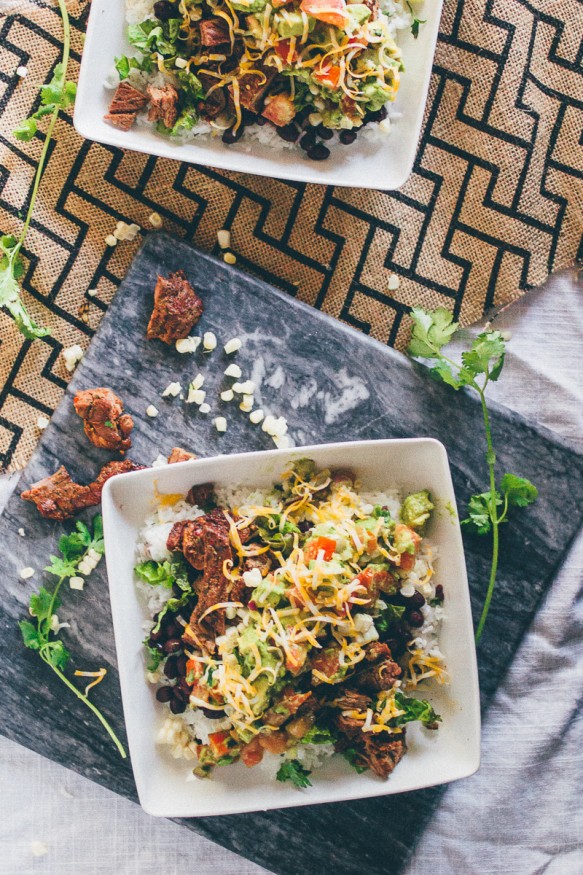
[148,630,163,646]
[366,106,388,124]
[222,125,244,144]
[405,591,426,609]
[307,143,330,161]
[163,638,182,654]
[176,677,192,697]
[154,0,178,20]
[299,132,316,152]
[339,130,357,145]
[170,697,187,714]
[407,610,424,627]
[171,583,183,598]
[163,656,179,679]
[201,707,227,719]
[297,520,312,534]
[277,123,299,142]
[164,620,180,639]
[315,124,334,141]
[176,654,188,677]
[156,686,173,703]
[435,584,444,602]
[242,109,257,125]
[173,684,189,703]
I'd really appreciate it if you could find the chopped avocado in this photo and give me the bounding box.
[393,524,417,555]
[231,0,268,11]
[400,490,434,529]
[321,107,356,129]
[291,458,317,482]
[251,576,287,608]
[347,3,371,24]
[237,625,281,683]
[275,11,314,37]
[362,80,393,111]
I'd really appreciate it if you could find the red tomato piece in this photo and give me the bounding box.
[300,0,348,29]
[240,737,264,767]
[313,64,341,89]
[275,39,298,63]
[208,730,232,759]
[304,536,337,562]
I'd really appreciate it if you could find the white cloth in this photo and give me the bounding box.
[1,270,581,875]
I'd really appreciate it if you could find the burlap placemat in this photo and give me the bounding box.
[1,0,581,472]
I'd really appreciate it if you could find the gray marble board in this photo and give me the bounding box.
[2,232,582,875]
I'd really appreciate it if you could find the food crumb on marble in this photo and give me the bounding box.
[30,841,48,857]
[19,566,35,580]
[146,404,159,417]
[224,337,242,354]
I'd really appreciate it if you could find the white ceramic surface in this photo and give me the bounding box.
[102,439,480,817]
[75,0,442,190]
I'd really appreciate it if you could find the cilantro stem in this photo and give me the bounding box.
[474,389,499,642]
[13,0,70,258]
[40,654,127,759]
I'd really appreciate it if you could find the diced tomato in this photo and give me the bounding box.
[262,93,297,127]
[272,0,293,7]
[258,730,289,754]
[275,38,298,63]
[357,566,395,601]
[304,536,337,562]
[311,646,340,680]
[313,64,341,90]
[240,737,264,767]
[186,658,203,680]
[394,524,422,571]
[300,0,348,29]
[208,730,232,759]
[285,643,308,675]
[280,689,312,715]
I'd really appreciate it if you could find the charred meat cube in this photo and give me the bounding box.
[262,93,296,127]
[230,65,277,113]
[186,482,216,510]
[199,17,231,48]
[104,81,148,130]
[168,447,197,464]
[21,460,144,520]
[146,83,179,130]
[73,387,134,453]
[146,270,203,344]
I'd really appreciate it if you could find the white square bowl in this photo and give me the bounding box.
[75,0,442,190]
[102,438,480,817]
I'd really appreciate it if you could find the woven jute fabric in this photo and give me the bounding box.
[0,0,581,471]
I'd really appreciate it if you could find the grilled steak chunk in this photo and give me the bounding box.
[229,65,277,113]
[199,17,230,47]
[146,83,179,129]
[168,447,197,464]
[104,81,148,130]
[73,387,134,453]
[146,270,203,344]
[21,460,144,520]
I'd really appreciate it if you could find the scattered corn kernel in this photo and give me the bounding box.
[249,409,264,424]
[224,363,242,379]
[190,373,204,390]
[217,229,231,250]
[214,416,227,433]
[379,118,392,134]
[30,842,48,858]
[105,234,117,247]
[238,379,255,394]
[239,394,254,412]
[175,336,201,353]
[223,252,237,265]
[199,402,211,414]
[18,528,25,537]
[149,212,163,229]
[187,388,206,405]
[162,381,182,397]
[273,434,291,449]
[224,337,242,354]
[87,288,98,297]
[19,567,35,580]
[146,404,159,417]
[37,415,50,430]
[388,274,400,290]
[69,576,85,591]
[203,331,217,351]
[220,389,234,401]
[231,381,244,394]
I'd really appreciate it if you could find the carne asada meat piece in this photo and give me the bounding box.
[73,387,134,453]
[21,460,143,520]
[146,83,179,129]
[361,734,406,778]
[331,689,372,712]
[104,81,148,130]
[262,93,296,127]
[168,447,197,464]
[199,17,231,48]
[229,64,277,113]
[354,641,402,692]
[146,270,203,344]
[186,481,216,510]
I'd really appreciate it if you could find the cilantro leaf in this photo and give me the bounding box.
[429,360,464,389]
[500,473,538,507]
[276,759,312,789]
[45,554,77,578]
[19,620,42,650]
[300,725,337,745]
[461,491,502,536]
[40,63,77,109]
[461,331,506,380]
[394,692,441,727]
[411,16,426,38]
[13,118,38,141]
[407,307,459,359]
[44,640,70,670]
[29,586,58,621]
[143,641,163,672]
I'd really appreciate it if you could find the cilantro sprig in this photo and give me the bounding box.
[2,0,76,339]
[18,515,126,758]
[407,308,538,642]
[276,759,312,789]
[406,1,426,38]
